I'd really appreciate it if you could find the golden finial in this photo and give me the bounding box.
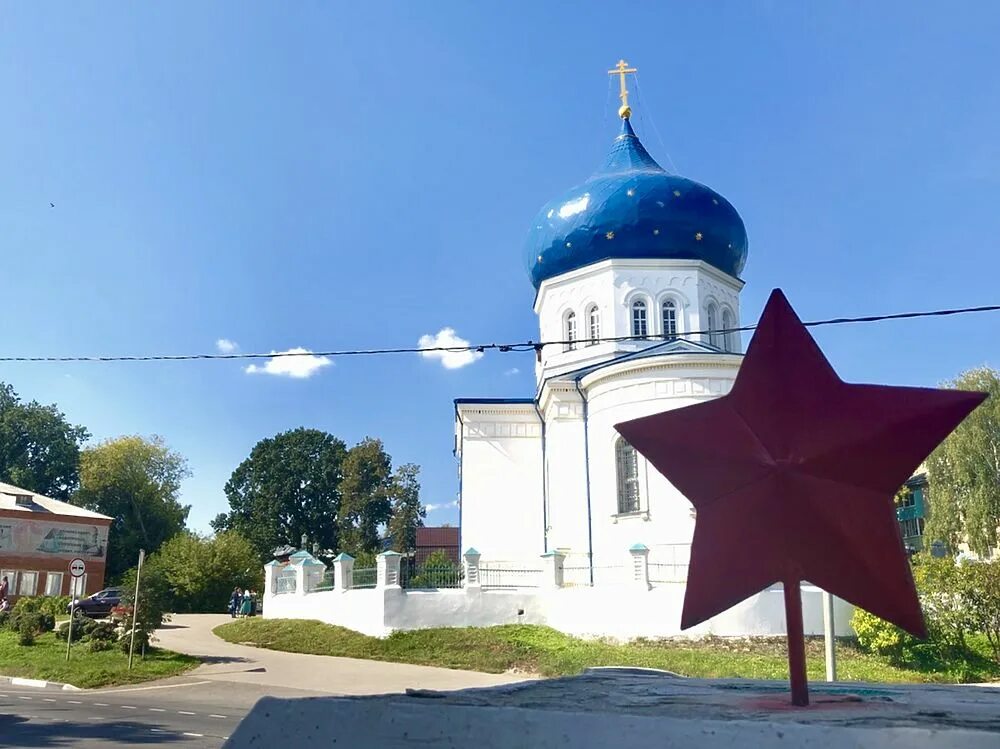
[608,59,637,119]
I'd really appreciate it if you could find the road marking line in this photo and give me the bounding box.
[92,679,211,694]
[67,700,82,704]
[209,714,227,718]
[120,705,136,709]
[149,707,166,712]
[178,710,196,715]
[94,702,109,706]
[43,698,56,702]
[88,716,103,721]
[17,696,33,700]
[182,733,204,738]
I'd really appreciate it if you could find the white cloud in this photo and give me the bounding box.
[504,367,520,376]
[245,347,332,379]
[425,500,459,513]
[418,328,483,370]
[216,338,239,354]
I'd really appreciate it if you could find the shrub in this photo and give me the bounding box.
[55,613,100,643]
[962,559,1000,663]
[0,610,9,629]
[851,608,913,658]
[87,638,114,652]
[13,611,46,645]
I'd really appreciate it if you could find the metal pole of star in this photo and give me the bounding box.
[823,590,837,682]
[783,577,809,706]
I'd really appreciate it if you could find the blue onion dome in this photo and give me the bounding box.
[525,117,748,289]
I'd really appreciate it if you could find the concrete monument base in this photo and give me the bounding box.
[225,668,1000,747]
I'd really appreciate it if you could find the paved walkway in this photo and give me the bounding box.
[156,614,529,695]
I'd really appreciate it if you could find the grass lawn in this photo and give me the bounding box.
[0,629,199,689]
[214,619,1000,684]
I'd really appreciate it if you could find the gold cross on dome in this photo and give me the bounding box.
[608,59,637,119]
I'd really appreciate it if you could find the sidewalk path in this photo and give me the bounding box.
[156,614,530,695]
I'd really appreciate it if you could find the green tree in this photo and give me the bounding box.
[153,531,261,613]
[925,367,999,555]
[387,463,425,554]
[218,428,347,561]
[338,437,393,556]
[0,382,89,499]
[119,556,172,652]
[74,435,190,581]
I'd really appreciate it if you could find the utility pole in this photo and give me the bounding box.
[128,549,145,670]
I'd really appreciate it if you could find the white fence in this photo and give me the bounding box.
[263,545,855,641]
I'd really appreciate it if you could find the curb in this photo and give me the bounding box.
[1,675,82,691]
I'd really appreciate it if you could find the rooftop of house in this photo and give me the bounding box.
[0,481,112,520]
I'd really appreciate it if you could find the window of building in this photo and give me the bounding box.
[1,570,16,593]
[897,490,916,509]
[722,309,735,352]
[564,311,577,352]
[45,572,64,597]
[662,299,677,340]
[900,517,925,540]
[706,304,719,347]
[615,437,641,514]
[587,305,600,346]
[631,300,648,339]
[18,571,38,596]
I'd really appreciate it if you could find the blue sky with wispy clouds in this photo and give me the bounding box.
[1,2,997,531]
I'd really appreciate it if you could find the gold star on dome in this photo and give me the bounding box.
[626,188,635,197]
[566,242,572,248]
[656,200,665,207]
[712,198,719,205]
[673,190,681,197]
[606,231,615,240]
[537,255,543,262]
[695,232,703,241]
[653,228,660,235]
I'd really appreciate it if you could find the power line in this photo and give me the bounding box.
[0,303,997,364]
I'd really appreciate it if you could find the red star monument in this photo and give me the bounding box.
[615,289,986,706]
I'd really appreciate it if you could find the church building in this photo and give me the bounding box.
[456,63,749,578]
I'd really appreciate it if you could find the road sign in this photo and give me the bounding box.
[69,558,86,578]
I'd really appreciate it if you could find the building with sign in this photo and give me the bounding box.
[0,481,112,601]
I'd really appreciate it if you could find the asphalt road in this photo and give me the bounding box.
[0,677,320,748]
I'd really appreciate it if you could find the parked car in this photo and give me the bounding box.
[67,587,123,618]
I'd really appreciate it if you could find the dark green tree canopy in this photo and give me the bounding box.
[387,463,425,554]
[74,435,190,581]
[217,429,419,562]
[926,367,1000,556]
[218,428,348,560]
[0,382,89,499]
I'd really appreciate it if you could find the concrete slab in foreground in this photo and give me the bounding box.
[224,668,1000,748]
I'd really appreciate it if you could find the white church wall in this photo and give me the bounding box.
[539,393,590,556]
[265,581,854,640]
[457,405,544,560]
[580,358,742,562]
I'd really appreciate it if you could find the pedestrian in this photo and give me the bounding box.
[249,590,257,617]
[239,589,251,618]
[0,574,8,604]
[228,587,241,618]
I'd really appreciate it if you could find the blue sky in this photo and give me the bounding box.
[1,3,997,532]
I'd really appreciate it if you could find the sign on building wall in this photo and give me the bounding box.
[0,518,108,560]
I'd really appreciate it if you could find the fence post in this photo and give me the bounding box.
[333,553,355,592]
[293,561,308,597]
[540,550,566,589]
[263,561,280,598]
[301,559,326,593]
[377,551,402,589]
[463,548,482,589]
[629,543,650,590]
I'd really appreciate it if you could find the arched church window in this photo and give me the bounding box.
[722,309,736,352]
[706,304,720,348]
[615,437,641,514]
[564,311,577,352]
[662,299,677,341]
[631,300,648,339]
[587,305,600,346]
